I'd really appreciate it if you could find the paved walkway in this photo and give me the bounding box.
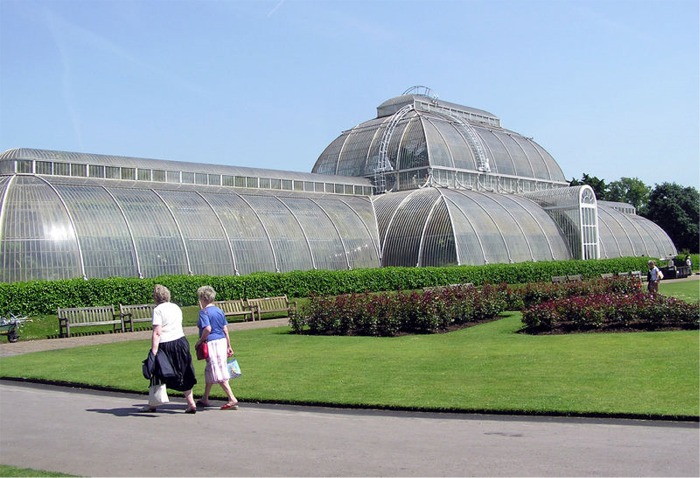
[1,380,698,477]
[0,317,290,358]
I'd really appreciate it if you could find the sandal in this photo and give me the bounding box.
[185,407,197,414]
[221,401,239,410]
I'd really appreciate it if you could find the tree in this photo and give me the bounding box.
[644,183,699,253]
[570,173,608,200]
[606,177,651,215]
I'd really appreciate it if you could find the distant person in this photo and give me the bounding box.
[647,260,662,294]
[148,284,198,413]
[195,286,239,410]
[685,255,692,269]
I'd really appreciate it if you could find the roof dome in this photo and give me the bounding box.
[313,91,568,193]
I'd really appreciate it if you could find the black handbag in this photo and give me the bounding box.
[142,349,176,379]
[142,350,155,380]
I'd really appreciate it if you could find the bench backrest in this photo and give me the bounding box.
[120,303,155,320]
[214,300,248,314]
[247,295,289,312]
[57,306,117,324]
[551,275,567,284]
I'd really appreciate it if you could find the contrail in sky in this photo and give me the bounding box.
[268,0,285,17]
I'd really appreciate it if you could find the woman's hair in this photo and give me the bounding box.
[153,284,171,304]
[197,285,217,305]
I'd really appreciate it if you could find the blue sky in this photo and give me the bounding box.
[1,0,698,188]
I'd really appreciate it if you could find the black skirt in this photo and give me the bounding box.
[158,336,197,392]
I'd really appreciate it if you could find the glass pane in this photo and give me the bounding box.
[0,176,81,281]
[202,192,276,274]
[157,191,234,276]
[121,168,135,180]
[107,187,188,277]
[55,183,137,278]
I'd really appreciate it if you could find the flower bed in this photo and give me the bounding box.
[522,292,699,334]
[290,284,510,336]
[290,276,699,336]
[514,275,643,309]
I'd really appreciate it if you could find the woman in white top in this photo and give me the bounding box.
[149,284,198,413]
[647,260,662,295]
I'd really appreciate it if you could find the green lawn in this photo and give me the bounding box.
[1,279,697,419]
[1,311,697,418]
[0,465,73,477]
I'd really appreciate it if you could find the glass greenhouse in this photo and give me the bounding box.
[0,88,677,282]
[0,149,379,282]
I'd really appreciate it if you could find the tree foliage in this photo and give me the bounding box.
[570,173,608,199]
[606,177,651,215]
[644,182,699,253]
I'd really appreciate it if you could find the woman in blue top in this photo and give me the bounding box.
[195,285,238,410]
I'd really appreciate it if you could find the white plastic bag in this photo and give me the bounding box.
[228,358,242,379]
[148,383,169,406]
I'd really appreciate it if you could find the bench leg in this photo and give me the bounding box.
[58,319,68,339]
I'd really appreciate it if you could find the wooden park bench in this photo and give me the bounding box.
[246,295,297,321]
[600,273,614,279]
[551,275,567,284]
[119,303,155,332]
[57,306,123,338]
[566,274,583,282]
[213,299,257,322]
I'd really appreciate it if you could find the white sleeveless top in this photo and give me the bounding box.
[152,302,185,343]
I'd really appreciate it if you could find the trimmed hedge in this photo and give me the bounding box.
[0,257,656,316]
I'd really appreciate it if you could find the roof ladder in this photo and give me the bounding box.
[374,104,414,194]
[452,118,490,173]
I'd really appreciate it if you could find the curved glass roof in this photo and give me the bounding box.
[0,148,374,194]
[373,187,572,267]
[313,94,568,189]
[597,203,677,259]
[0,174,380,282]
